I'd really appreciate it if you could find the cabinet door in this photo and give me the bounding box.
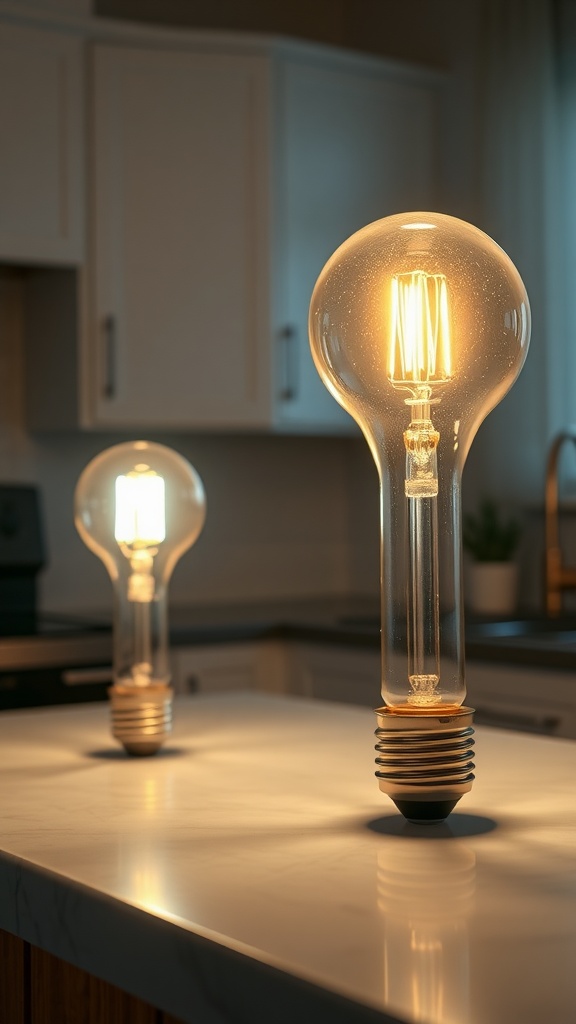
[171,641,289,695]
[287,642,381,706]
[88,45,271,429]
[0,929,24,1024]
[0,22,84,265]
[273,59,440,432]
[466,662,576,739]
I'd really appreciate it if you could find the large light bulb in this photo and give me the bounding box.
[75,441,206,755]
[309,212,530,822]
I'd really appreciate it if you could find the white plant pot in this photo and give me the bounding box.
[466,562,518,617]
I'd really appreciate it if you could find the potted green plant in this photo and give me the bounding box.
[463,499,521,616]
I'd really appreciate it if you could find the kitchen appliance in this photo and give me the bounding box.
[0,484,45,633]
[0,619,112,711]
[0,484,112,711]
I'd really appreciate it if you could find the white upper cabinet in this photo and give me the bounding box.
[83,39,441,433]
[273,56,439,432]
[88,45,271,429]
[20,21,441,433]
[0,21,84,264]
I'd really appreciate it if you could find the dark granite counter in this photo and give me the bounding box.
[2,596,576,697]
[465,615,576,670]
[170,598,576,672]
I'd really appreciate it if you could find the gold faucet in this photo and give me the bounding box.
[545,428,576,616]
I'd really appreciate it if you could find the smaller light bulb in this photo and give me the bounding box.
[75,441,206,755]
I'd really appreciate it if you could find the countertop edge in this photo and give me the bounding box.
[0,848,398,1024]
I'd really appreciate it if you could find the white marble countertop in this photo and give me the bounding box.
[1,693,576,1024]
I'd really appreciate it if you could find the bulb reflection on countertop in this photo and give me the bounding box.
[377,834,476,1024]
[113,765,183,913]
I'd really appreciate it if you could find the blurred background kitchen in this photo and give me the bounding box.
[2,0,576,725]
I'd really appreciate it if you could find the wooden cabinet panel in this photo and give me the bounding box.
[30,946,157,1024]
[0,929,25,1024]
[0,925,188,1023]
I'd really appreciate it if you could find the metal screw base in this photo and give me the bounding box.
[109,683,173,756]
[374,706,475,824]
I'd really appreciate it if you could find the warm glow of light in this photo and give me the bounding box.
[389,271,452,385]
[115,472,166,546]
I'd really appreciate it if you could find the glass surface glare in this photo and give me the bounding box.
[309,212,530,710]
[75,440,206,690]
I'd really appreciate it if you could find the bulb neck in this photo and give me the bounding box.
[127,570,155,602]
[404,416,439,500]
[372,435,466,712]
[112,583,170,690]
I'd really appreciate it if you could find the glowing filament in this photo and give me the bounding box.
[389,271,452,385]
[115,471,166,547]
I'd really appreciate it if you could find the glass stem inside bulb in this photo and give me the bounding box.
[111,547,170,689]
[132,598,153,687]
[404,390,441,707]
[125,555,155,686]
[114,582,170,690]
[407,493,441,705]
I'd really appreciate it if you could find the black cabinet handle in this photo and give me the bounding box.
[279,325,298,401]
[103,315,116,398]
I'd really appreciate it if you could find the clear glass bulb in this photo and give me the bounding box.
[74,440,205,752]
[310,212,530,714]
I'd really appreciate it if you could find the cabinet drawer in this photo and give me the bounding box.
[171,641,289,696]
[287,642,381,707]
[466,661,576,739]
